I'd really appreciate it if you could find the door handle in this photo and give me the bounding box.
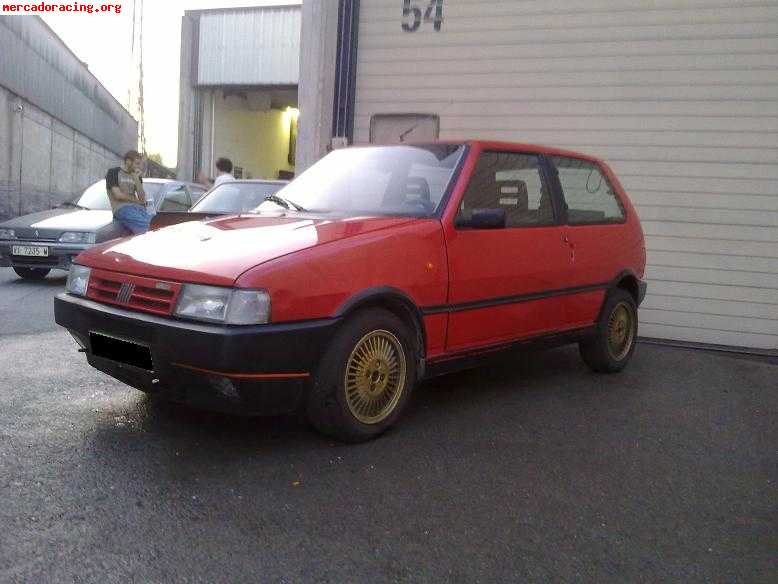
[561,233,570,244]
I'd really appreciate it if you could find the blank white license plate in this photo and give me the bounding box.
[12,245,49,257]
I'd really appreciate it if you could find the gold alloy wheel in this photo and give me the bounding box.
[344,329,407,425]
[606,301,636,361]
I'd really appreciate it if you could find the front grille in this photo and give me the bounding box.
[87,269,182,316]
[14,228,59,242]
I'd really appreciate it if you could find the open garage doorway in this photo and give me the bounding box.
[177,4,301,183]
[205,88,298,181]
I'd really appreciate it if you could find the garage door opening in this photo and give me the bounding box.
[207,88,297,181]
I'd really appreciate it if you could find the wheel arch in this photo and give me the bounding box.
[592,270,644,326]
[614,270,641,305]
[334,287,428,377]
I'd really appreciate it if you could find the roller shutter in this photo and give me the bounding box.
[353,0,778,351]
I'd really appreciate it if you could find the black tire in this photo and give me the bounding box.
[13,267,50,280]
[579,289,638,373]
[307,308,418,442]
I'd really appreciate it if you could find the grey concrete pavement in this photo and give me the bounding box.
[0,267,775,583]
[0,267,66,336]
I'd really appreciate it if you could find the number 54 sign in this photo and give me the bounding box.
[402,0,444,32]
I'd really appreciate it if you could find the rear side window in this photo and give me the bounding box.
[159,185,191,212]
[458,152,555,227]
[551,157,625,225]
[188,186,206,203]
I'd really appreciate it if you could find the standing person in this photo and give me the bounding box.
[106,150,149,234]
[196,157,235,188]
[214,157,236,186]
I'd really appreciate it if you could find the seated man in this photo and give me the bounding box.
[106,150,149,234]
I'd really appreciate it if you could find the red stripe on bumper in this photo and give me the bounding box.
[172,362,310,380]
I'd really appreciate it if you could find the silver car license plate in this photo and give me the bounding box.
[12,245,49,257]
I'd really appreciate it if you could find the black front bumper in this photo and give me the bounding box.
[54,293,340,414]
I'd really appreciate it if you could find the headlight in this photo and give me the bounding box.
[59,231,96,244]
[174,285,270,325]
[0,228,15,239]
[66,264,91,296]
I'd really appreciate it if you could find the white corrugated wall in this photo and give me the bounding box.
[197,6,301,86]
[353,0,778,351]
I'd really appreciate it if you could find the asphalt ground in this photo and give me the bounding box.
[0,267,775,583]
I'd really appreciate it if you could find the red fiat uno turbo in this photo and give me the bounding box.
[56,141,646,442]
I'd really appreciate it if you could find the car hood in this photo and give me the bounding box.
[1,208,113,238]
[77,214,419,286]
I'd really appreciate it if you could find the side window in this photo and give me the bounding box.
[458,152,554,228]
[551,157,625,225]
[188,186,206,205]
[159,185,191,212]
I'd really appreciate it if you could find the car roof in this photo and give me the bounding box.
[88,178,181,186]
[92,177,183,185]
[144,178,210,190]
[358,140,601,163]
[466,140,601,162]
[221,179,289,184]
[88,178,205,194]
[96,178,286,187]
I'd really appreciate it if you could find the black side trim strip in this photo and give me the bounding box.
[424,325,596,378]
[421,282,609,315]
[428,324,596,364]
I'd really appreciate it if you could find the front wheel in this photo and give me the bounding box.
[307,308,417,442]
[579,289,638,373]
[13,267,50,280]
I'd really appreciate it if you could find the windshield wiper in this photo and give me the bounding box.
[58,201,89,210]
[263,194,307,212]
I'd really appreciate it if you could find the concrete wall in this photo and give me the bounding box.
[0,16,136,221]
[295,0,340,172]
[177,12,199,182]
[0,17,137,157]
[0,85,122,220]
[0,88,14,221]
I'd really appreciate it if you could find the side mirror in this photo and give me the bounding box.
[455,208,506,229]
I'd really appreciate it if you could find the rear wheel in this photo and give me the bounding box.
[579,289,638,373]
[13,267,50,280]
[307,308,417,442]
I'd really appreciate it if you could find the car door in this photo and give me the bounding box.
[158,184,192,213]
[187,185,207,207]
[443,149,572,352]
[549,156,631,327]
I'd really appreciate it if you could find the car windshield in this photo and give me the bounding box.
[191,182,286,214]
[72,179,164,210]
[255,144,466,217]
